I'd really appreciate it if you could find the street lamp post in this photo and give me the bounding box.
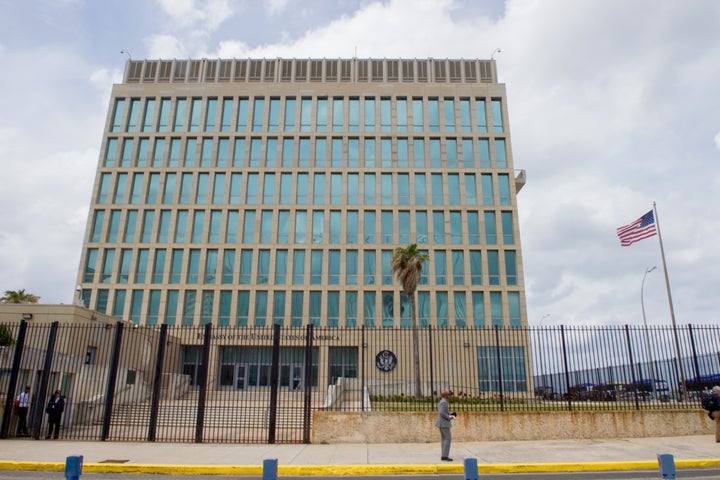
[641,266,657,398]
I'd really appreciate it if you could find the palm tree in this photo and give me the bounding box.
[391,243,429,399]
[1,289,40,304]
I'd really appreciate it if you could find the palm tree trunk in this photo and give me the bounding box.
[410,293,422,399]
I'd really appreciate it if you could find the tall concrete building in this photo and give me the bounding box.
[76,58,527,331]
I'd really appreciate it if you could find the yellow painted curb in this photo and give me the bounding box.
[0,459,719,475]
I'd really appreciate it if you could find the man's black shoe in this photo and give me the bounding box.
[441,456,453,461]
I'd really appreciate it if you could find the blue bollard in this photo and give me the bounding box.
[65,455,83,480]
[463,457,479,480]
[657,453,676,480]
[262,458,278,480]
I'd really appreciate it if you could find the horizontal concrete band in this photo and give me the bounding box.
[2,459,720,475]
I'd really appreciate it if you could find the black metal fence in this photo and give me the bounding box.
[1,321,719,444]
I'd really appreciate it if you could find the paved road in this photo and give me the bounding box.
[1,469,720,479]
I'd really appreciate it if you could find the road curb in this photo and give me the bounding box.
[1,459,720,475]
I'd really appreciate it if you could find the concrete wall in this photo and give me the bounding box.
[312,410,714,443]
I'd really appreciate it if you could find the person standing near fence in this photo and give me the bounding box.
[15,385,31,437]
[45,390,65,439]
[705,386,720,442]
[435,389,456,461]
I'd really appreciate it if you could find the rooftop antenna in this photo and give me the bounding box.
[490,48,501,60]
[120,49,132,60]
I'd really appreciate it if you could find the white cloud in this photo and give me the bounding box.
[266,0,291,16]
[145,34,187,58]
[715,132,720,152]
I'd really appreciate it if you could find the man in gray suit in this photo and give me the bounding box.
[434,389,455,461]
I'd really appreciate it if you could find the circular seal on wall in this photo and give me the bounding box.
[375,350,397,373]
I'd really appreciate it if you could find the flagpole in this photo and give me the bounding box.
[653,201,687,402]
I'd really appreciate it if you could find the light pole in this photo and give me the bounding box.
[641,266,657,398]
[538,314,551,397]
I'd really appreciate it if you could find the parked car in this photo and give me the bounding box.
[563,383,613,402]
[628,378,670,402]
[534,385,555,401]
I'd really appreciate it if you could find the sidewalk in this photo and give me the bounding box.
[1,435,719,476]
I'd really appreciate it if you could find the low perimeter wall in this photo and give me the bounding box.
[312,410,714,443]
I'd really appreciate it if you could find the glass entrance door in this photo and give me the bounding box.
[235,365,246,390]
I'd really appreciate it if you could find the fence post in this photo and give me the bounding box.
[361,325,366,411]
[101,322,124,441]
[302,323,314,444]
[687,325,701,383]
[268,324,281,444]
[428,325,435,403]
[493,326,504,411]
[624,325,640,410]
[0,320,27,439]
[148,324,168,442]
[31,322,59,440]
[195,322,212,443]
[560,325,572,411]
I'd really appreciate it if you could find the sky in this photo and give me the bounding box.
[0,0,718,328]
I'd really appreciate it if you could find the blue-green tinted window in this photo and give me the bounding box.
[158,99,170,132]
[104,139,117,167]
[465,174,477,205]
[165,290,178,325]
[397,138,408,167]
[169,138,180,167]
[381,291,394,327]
[205,249,218,283]
[462,139,474,168]
[221,98,233,132]
[329,211,341,243]
[226,211,238,243]
[279,174,292,205]
[209,210,221,243]
[161,173,175,204]
[364,250,375,285]
[169,249,183,283]
[316,98,327,132]
[181,290,196,326]
[187,249,201,283]
[196,173,209,203]
[189,98,202,132]
[415,291,428,327]
[252,97,265,131]
[364,173,375,204]
[399,292,411,328]
[452,250,464,285]
[236,291,250,326]
[265,138,278,167]
[237,98,249,131]
[332,98,344,132]
[257,249,270,284]
[381,250,393,285]
[345,291,358,327]
[508,292,521,327]
[239,249,253,284]
[157,210,171,243]
[260,210,273,243]
[475,98,487,133]
[505,251,517,286]
[491,99,504,132]
[487,250,500,285]
[91,211,104,242]
[313,173,325,204]
[450,211,462,244]
[243,210,255,243]
[454,291,466,328]
[346,250,358,285]
[363,138,375,167]
[328,250,341,284]
[381,211,393,244]
[485,211,497,244]
[216,138,228,167]
[201,138,213,167]
[107,210,120,242]
[124,210,138,242]
[472,292,484,327]
[284,98,296,131]
[364,98,375,131]
[412,98,423,132]
[348,99,359,132]
[482,174,494,205]
[429,139,441,168]
[111,99,125,132]
[300,98,311,132]
[416,211,428,244]
[222,249,234,284]
[380,138,391,167]
[292,250,305,284]
[364,291,376,327]
[446,139,457,168]
[152,138,165,167]
[114,173,127,203]
[314,137,326,167]
[414,174,426,205]
[309,291,321,327]
[212,173,226,204]
[467,211,479,244]
[246,173,259,204]
[184,138,196,167]
[136,139,149,167]
[501,211,514,244]
[331,138,343,167]
[272,291,285,325]
[381,174,392,205]
[229,173,242,204]
[173,98,186,131]
[147,290,160,325]
[112,289,125,318]
[490,292,503,326]
[310,250,323,284]
[121,139,133,167]
[431,174,444,205]
[397,174,409,205]
[447,174,460,205]
[296,174,308,204]
[495,139,506,168]
[263,173,275,204]
[470,250,482,285]
[275,249,288,284]
[179,173,192,204]
[141,211,154,243]
[219,291,232,326]
[478,345,526,392]
[129,290,143,324]
[152,249,166,283]
[396,98,407,132]
[380,99,391,132]
[364,211,375,243]
[443,98,455,132]
[436,291,448,328]
[347,173,359,205]
[268,98,280,131]
[498,174,511,205]
[233,138,245,167]
[281,138,293,167]
[299,138,310,167]
[205,98,217,131]
[428,98,439,132]
[249,138,261,167]
[294,211,307,243]
[460,99,471,132]
[200,291,213,325]
[312,210,324,243]
[434,251,446,285]
[84,249,97,282]
[291,291,304,327]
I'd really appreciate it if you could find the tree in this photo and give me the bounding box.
[391,243,429,399]
[0,324,14,347]
[1,289,40,304]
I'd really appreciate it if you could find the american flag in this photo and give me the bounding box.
[617,210,657,246]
